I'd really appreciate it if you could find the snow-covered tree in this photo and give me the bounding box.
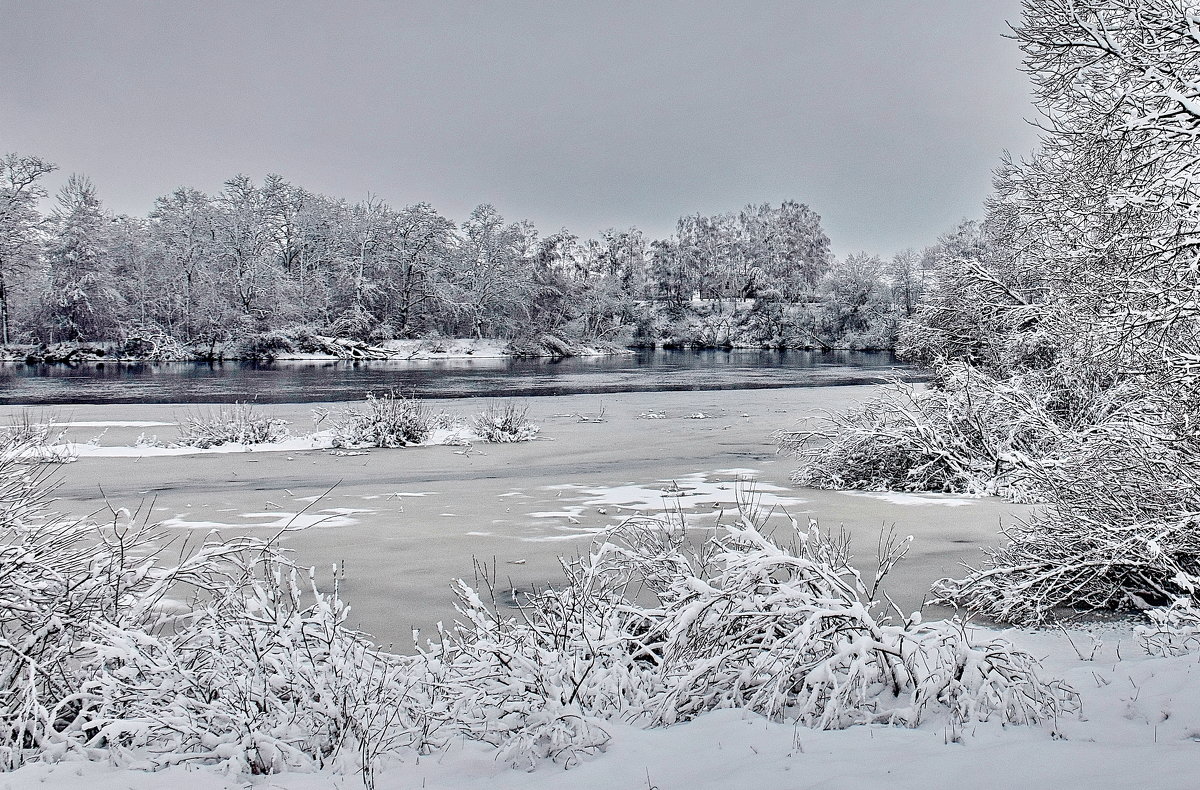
[148,187,218,341]
[212,175,283,331]
[887,248,929,318]
[787,0,1200,623]
[43,174,121,341]
[646,237,692,305]
[669,202,832,303]
[752,199,833,297]
[818,252,894,341]
[380,202,457,338]
[0,153,55,344]
[446,205,538,339]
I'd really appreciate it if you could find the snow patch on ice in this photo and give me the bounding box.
[54,420,173,428]
[59,434,335,458]
[542,471,806,513]
[422,428,475,446]
[840,491,976,507]
[360,491,437,500]
[160,507,373,530]
[528,506,587,520]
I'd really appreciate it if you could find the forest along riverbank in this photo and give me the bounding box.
[12,385,1031,648]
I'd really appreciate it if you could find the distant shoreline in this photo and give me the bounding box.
[0,335,898,366]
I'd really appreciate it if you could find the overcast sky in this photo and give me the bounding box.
[1,1,1039,258]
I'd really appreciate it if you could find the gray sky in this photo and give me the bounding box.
[1,1,1038,258]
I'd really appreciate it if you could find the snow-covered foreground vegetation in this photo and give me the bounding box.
[0,417,1195,789]
[6,621,1198,790]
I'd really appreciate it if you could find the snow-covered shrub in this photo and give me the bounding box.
[506,334,580,358]
[422,509,1076,767]
[791,367,1200,626]
[329,391,458,448]
[779,366,1073,501]
[0,412,74,464]
[471,401,539,443]
[784,348,1200,625]
[932,381,1200,624]
[793,363,1200,625]
[1139,600,1200,658]
[611,515,1072,730]
[234,330,296,361]
[417,585,619,769]
[118,327,189,361]
[176,402,290,448]
[0,434,427,777]
[85,562,432,776]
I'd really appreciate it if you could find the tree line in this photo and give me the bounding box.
[0,155,934,358]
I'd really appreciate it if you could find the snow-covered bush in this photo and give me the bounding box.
[792,358,1200,625]
[781,351,1155,502]
[0,411,74,464]
[783,2,1200,625]
[471,401,539,443]
[421,509,1076,767]
[85,562,432,777]
[1139,601,1200,658]
[176,402,290,448]
[929,377,1200,623]
[0,432,426,778]
[233,329,296,361]
[329,391,459,448]
[118,326,189,361]
[780,369,1048,501]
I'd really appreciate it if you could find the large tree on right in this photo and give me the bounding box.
[786,0,1200,624]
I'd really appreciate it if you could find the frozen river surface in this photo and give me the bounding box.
[19,385,1026,648]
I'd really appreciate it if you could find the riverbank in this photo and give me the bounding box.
[5,384,1028,646]
[1,317,899,366]
[2,335,634,364]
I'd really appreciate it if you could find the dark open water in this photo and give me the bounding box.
[0,349,918,405]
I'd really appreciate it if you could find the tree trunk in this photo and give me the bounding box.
[0,272,8,346]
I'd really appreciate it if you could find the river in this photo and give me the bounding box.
[0,349,916,405]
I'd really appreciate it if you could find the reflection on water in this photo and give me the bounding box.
[0,349,918,405]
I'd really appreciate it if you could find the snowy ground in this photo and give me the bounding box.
[3,622,1196,790]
